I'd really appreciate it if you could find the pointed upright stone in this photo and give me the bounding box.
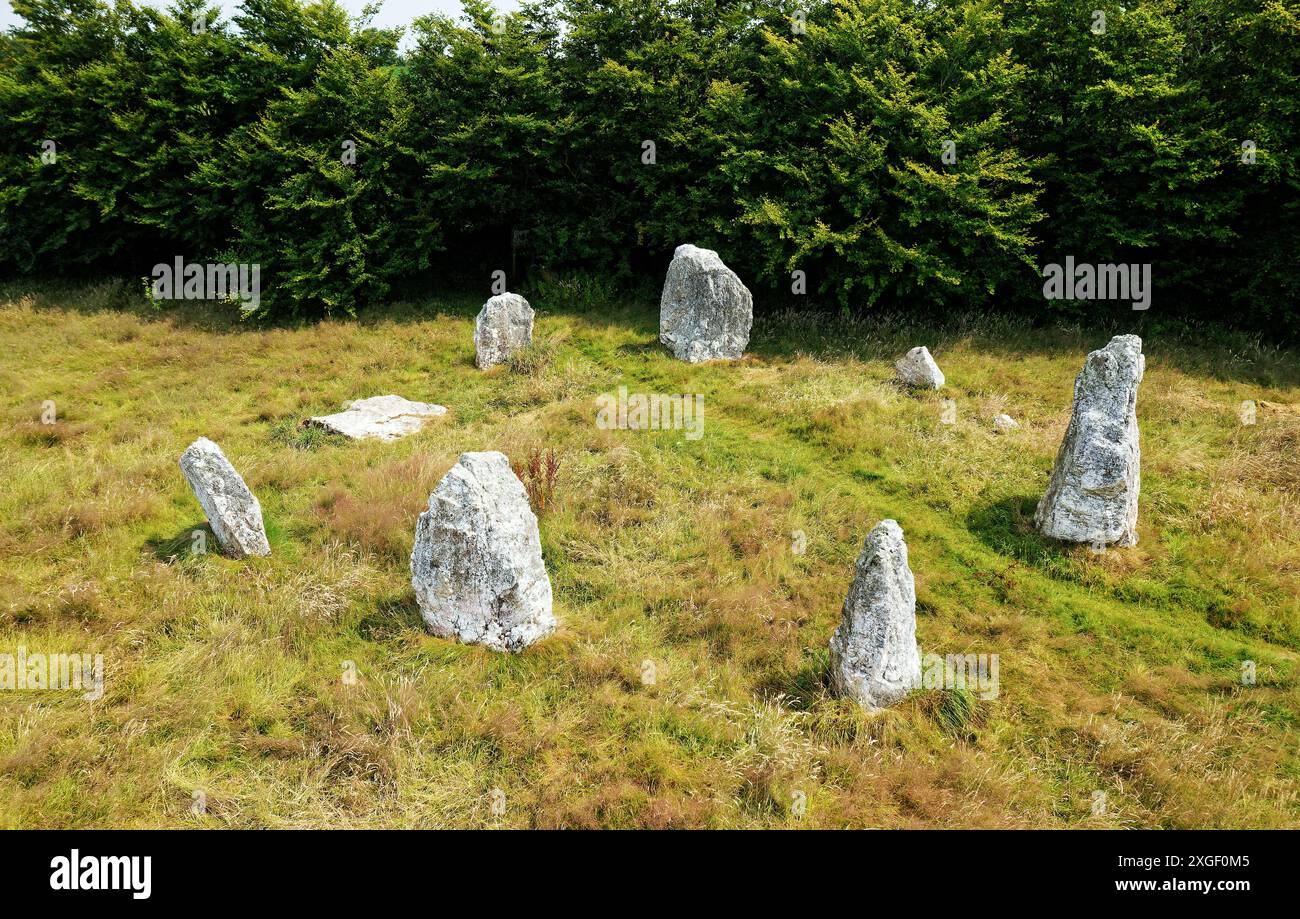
[475,293,534,369]
[179,437,271,558]
[895,346,945,389]
[410,451,555,652]
[659,244,753,363]
[829,519,922,711]
[1035,334,1144,547]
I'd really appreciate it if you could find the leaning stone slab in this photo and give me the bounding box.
[179,437,271,558]
[1035,334,1144,548]
[309,395,447,442]
[895,346,945,389]
[659,244,753,363]
[410,451,555,652]
[475,293,535,369]
[828,519,922,711]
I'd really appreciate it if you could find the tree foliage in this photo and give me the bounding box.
[0,0,1295,331]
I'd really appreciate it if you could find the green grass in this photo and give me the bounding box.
[1,278,1297,828]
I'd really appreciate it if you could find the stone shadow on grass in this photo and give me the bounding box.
[356,592,425,642]
[965,494,1074,569]
[754,653,832,713]
[614,340,664,359]
[145,522,215,562]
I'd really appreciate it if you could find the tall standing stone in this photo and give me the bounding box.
[410,451,555,652]
[179,437,271,558]
[475,293,534,369]
[828,519,922,711]
[1035,334,1144,547]
[659,244,752,363]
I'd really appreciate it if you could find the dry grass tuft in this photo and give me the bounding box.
[316,455,445,561]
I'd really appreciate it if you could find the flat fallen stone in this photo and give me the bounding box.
[475,292,535,369]
[1035,334,1144,547]
[993,413,1019,433]
[309,395,447,442]
[179,437,271,558]
[410,451,555,652]
[895,346,945,389]
[659,244,753,362]
[828,519,922,712]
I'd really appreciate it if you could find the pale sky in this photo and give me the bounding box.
[0,0,520,36]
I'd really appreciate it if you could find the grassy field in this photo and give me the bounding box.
[1,278,1297,828]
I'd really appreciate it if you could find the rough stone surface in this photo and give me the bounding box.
[895,346,945,389]
[474,293,534,369]
[1035,334,1144,547]
[659,244,753,363]
[410,451,555,652]
[179,437,271,558]
[309,395,447,442]
[993,413,1019,434]
[828,519,922,711]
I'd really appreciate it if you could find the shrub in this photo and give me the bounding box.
[1,0,1295,336]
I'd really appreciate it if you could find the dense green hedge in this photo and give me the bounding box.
[1,0,1296,332]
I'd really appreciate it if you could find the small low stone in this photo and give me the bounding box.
[993,413,1019,433]
[828,519,922,712]
[309,395,446,442]
[895,346,945,389]
[179,437,271,558]
[475,293,535,369]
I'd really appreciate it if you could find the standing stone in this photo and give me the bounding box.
[1035,335,1144,547]
[410,451,555,652]
[828,519,922,712]
[895,346,945,389]
[659,244,753,363]
[179,437,271,558]
[474,293,534,369]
